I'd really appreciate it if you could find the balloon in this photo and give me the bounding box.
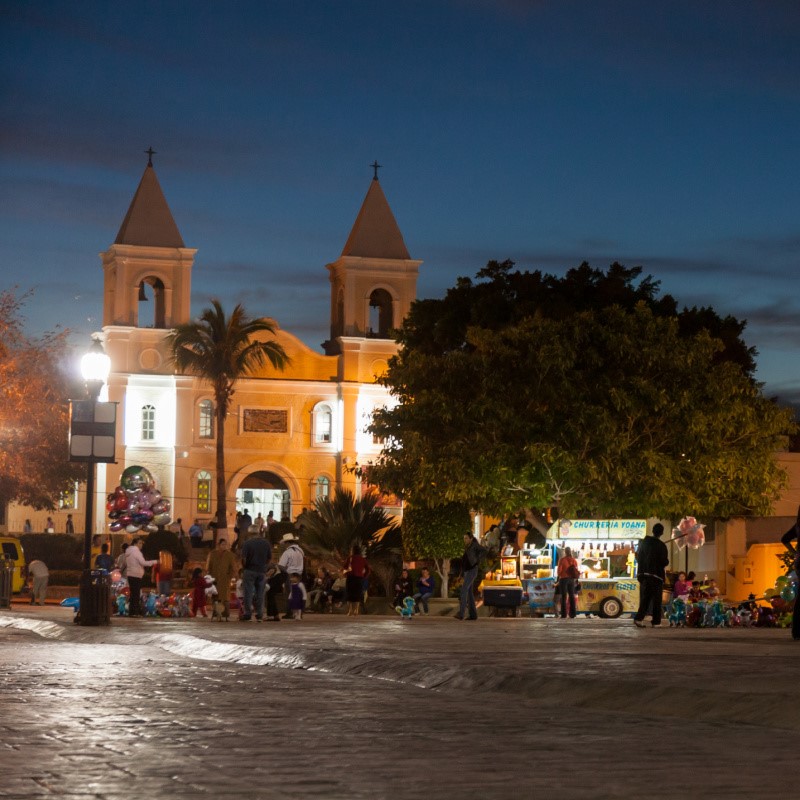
[765,588,777,598]
[120,465,154,492]
[109,521,124,532]
[775,575,789,587]
[146,523,158,533]
[125,524,140,533]
[110,569,122,582]
[132,512,153,525]
[780,584,797,603]
[153,512,171,526]
[114,495,130,512]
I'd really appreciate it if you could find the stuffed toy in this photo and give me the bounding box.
[144,591,158,617]
[395,596,416,620]
[668,598,686,627]
[116,593,129,616]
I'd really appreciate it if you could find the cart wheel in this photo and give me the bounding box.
[599,596,623,619]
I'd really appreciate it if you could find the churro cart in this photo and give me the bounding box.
[521,519,647,618]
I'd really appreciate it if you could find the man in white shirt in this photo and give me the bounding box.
[28,559,49,605]
[278,533,304,619]
[125,537,157,616]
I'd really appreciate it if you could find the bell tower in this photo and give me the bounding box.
[101,152,196,330]
[324,165,421,355]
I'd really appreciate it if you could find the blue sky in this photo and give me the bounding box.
[2,1,800,401]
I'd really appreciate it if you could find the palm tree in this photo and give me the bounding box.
[298,489,401,594]
[168,299,289,544]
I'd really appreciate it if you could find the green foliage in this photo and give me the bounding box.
[297,489,401,594]
[0,290,85,512]
[401,503,470,560]
[20,533,82,570]
[168,300,289,534]
[142,529,186,564]
[369,262,795,521]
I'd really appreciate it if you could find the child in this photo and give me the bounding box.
[190,567,208,618]
[235,569,244,619]
[204,574,220,619]
[287,573,307,620]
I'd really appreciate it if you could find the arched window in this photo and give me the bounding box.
[315,475,330,500]
[313,402,333,445]
[368,289,393,337]
[199,399,214,439]
[196,471,211,514]
[137,277,166,328]
[141,404,155,441]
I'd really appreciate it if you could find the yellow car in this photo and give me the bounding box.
[1,536,27,594]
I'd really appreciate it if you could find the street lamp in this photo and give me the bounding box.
[71,337,113,625]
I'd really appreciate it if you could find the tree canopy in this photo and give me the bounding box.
[0,290,84,516]
[368,262,794,524]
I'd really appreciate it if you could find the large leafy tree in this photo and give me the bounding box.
[168,300,289,543]
[0,290,84,521]
[369,262,794,528]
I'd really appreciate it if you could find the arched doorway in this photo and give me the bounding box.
[236,470,291,524]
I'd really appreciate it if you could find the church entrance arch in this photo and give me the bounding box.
[235,470,291,526]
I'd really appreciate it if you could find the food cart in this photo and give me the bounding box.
[482,556,524,616]
[520,519,646,618]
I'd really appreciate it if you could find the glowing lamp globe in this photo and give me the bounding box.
[81,338,111,398]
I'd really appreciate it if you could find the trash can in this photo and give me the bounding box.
[77,569,111,626]
[0,558,13,608]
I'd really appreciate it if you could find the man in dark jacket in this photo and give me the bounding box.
[633,523,670,627]
[240,531,271,622]
[456,533,485,621]
[780,506,800,641]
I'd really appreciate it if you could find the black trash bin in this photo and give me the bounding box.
[77,569,111,626]
[0,557,13,609]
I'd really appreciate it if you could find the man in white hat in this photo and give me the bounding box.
[278,532,304,619]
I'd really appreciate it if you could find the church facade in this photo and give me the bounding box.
[90,161,420,533]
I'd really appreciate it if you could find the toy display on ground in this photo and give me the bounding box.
[668,573,796,629]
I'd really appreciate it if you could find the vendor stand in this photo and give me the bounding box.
[482,556,524,616]
[520,519,646,618]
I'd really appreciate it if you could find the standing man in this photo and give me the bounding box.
[206,538,238,621]
[125,537,157,617]
[240,530,271,622]
[278,532,304,618]
[780,505,800,642]
[28,559,49,605]
[65,514,75,534]
[633,523,670,628]
[456,533,484,621]
[237,508,253,535]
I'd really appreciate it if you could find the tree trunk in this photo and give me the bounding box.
[433,557,450,598]
[214,403,227,548]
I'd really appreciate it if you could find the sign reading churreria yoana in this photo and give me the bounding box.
[547,519,647,540]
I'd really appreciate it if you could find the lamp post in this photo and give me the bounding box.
[76,337,111,625]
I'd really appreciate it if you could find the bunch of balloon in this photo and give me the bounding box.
[106,465,171,534]
[672,516,706,550]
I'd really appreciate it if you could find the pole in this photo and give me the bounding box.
[83,458,95,571]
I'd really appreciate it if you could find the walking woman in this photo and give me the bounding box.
[343,545,370,616]
[556,546,580,619]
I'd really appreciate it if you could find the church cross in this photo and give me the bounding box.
[371,160,382,180]
[145,146,157,166]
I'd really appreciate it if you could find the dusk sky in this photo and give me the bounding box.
[2,1,800,402]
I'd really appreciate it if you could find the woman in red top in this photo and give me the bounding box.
[556,547,580,619]
[344,545,370,617]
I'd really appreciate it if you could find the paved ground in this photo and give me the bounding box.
[0,607,797,799]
